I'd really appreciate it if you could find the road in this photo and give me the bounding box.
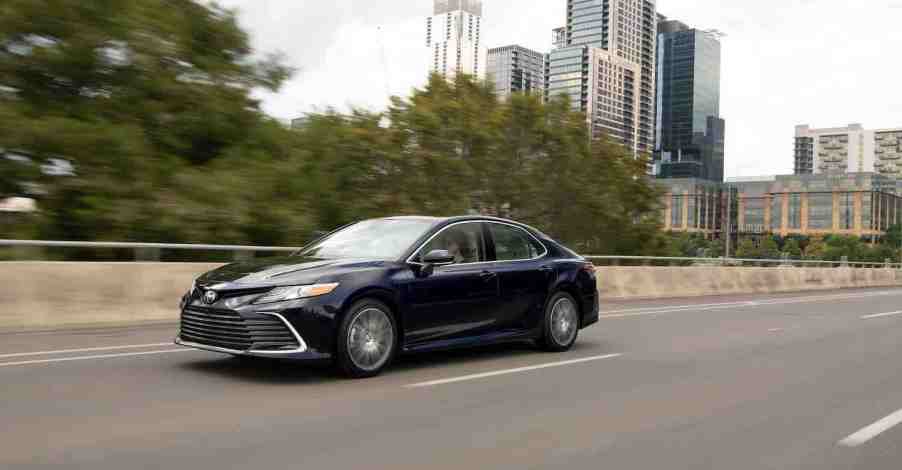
[3,287,902,469]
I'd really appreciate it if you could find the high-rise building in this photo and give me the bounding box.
[654,17,725,182]
[795,124,902,178]
[546,0,657,157]
[486,45,546,98]
[427,0,486,80]
[552,27,567,50]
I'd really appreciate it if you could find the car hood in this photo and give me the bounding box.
[197,256,389,286]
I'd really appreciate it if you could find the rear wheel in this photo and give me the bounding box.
[336,299,397,378]
[539,292,580,352]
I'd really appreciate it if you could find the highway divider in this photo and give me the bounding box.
[596,266,902,299]
[2,262,901,330]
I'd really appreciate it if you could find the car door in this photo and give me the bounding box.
[485,222,553,332]
[405,222,503,346]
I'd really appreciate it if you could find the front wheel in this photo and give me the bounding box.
[336,299,398,378]
[539,292,580,352]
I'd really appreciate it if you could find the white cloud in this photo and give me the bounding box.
[224,0,901,178]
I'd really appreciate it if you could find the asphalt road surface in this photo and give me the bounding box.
[3,287,902,469]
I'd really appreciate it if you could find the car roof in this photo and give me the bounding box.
[380,215,549,238]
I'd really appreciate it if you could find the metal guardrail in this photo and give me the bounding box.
[586,255,902,269]
[0,239,302,261]
[0,240,899,268]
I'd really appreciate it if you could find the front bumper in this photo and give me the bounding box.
[174,336,332,361]
[176,297,340,361]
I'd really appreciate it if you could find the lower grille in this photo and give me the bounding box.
[180,307,300,352]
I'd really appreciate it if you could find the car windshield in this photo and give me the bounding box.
[298,219,435,260]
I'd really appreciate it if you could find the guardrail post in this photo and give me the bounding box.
[134,247,160,262]
[780,253,792,268]
[840,256,849,268]
[885,258,892,269]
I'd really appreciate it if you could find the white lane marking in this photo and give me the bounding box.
[604,300,751,314]
[0,349,191,368]
[861,311,902,320]
[0,343,174,359]
[768,328,784,332]
[839,408,902,447]
[601,291,900,319]
[405,353,622,388]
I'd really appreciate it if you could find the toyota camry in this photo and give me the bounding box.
[175,216,599,377]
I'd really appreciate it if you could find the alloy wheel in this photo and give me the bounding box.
[346,307,395,372]
[550,297,578,346]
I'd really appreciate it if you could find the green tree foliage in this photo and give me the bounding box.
[759,236,781,260]
[803,237,826,260]
[823,235,867,262]
[735,238,758,259]
[783,238,802,259]
[0,0,295,243]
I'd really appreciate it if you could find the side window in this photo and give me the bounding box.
[418,223,486,264]
[489,224,544,261]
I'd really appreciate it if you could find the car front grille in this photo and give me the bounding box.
[180,306,300,352]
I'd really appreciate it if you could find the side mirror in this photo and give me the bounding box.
[423,249,456,265]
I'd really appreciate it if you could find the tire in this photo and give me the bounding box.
[336,298,398,378]
[539,291,580,352]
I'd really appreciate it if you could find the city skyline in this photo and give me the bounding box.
[214,0,902,178]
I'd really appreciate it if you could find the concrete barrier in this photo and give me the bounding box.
[1,262,221,331]
[596,266,902,300]
[2,262,902,331]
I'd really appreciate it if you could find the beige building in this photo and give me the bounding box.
[586,49,641,155]
[794,124,902,179]
[660,173,902,240]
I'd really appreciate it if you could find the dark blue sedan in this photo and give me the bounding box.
[175,216,599,377]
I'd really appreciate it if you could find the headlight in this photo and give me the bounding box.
[252,283,340,305]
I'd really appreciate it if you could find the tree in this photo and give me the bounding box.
[0,0,294,244]
[804,237,826,260]
[735,238,759,259]
[384,74,665,254]
[783,238,802,259]
[823,235,866,262]
[759,236,781,260]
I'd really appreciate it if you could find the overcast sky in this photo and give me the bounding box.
[216,0,902,178]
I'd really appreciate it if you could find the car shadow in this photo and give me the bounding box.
[177,355,336,385]
[176,339,607,385]
[392,339,604,374]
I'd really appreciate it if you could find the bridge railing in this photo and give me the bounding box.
[0,240,898,268]
[585,255,901,269]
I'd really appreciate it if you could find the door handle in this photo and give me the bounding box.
[479,271,497,281]
[540,266,554,272]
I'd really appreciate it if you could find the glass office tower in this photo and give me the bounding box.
[655,17,725,182]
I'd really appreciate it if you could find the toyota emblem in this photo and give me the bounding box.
[203,290,218,305]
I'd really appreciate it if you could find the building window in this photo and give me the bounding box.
[743,198,766,233]
[671,195,683,228]
[687,194,697,228]
[808,193,832,230]
[770,196,782,231]
[840,193,853,230]
[788,194,802,230]
[862,193,873,230]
